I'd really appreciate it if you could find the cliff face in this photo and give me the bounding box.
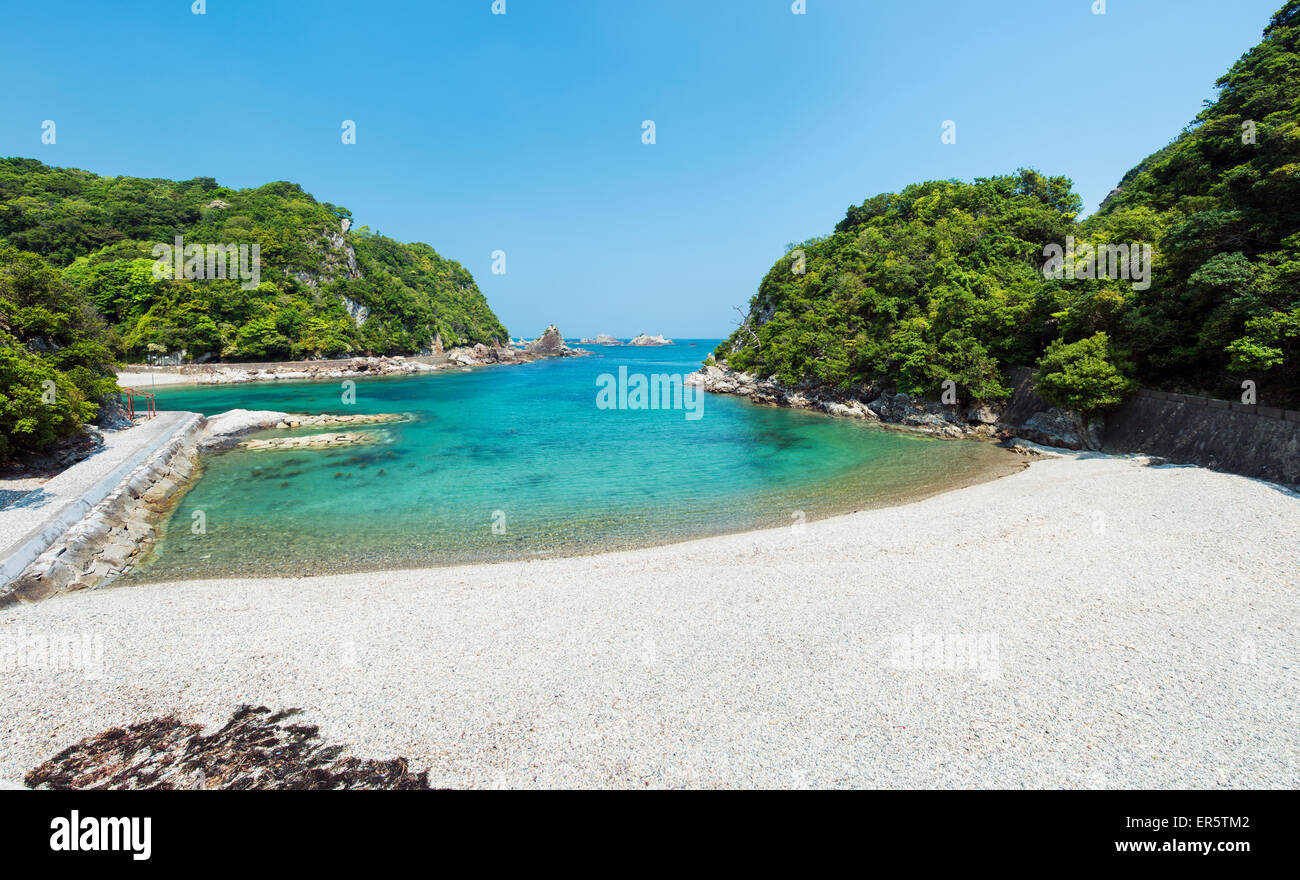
[0,158,510,362]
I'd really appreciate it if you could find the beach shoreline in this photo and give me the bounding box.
[3,451,1297,788]
[117,353,497,389]
[114,332,591,389]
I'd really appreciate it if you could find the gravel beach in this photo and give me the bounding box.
[2,452,1297,788]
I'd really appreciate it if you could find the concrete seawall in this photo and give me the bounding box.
[0,412,206,605]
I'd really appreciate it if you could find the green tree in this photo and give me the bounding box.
[1034,333,1134,418]
[0,158,509,366]
[0,246,117,456]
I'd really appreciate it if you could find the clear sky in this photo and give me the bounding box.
[0,0,1285,338]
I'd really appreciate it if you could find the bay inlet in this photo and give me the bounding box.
[130,341,1022,581]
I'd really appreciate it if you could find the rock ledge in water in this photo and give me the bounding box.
[627,333,673,346]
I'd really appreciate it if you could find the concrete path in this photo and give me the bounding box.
[0,412,193,585]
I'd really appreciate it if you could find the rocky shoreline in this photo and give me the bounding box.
[117,327,589,388]
[686,364,1103,450]
[120,355,443,387]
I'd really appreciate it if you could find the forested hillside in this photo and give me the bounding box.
[1085,0,1300,403]
[0,160,508,456]
[716,1,1300,411]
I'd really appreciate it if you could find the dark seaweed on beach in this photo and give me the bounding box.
[23,705,434,790]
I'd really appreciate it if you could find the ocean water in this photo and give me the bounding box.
[132,341,1020,580]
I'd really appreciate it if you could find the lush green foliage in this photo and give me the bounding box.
[0,159,508,362]
[1034,333,1135,417]
[1079,0,1300,405]
[718,2,1300,409]
[0,247,117,456]
[717,170,1081,400]
[0,160,509,454]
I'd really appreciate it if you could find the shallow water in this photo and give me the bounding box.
[131,341,1020,580]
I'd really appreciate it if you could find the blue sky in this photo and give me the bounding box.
[0,0,1285,337]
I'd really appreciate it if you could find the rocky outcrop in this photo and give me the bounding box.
[526,325,564,355]
[94,394,133,431]
[627,333,672,346]
[342,297,370,326]
[446,343,528,367]
[687,364,1087,445]
[292,229,363,291]
[579,334,623,345]
[237,432,376,451]
[419,334,445,357]
[1017,409,1103,451]
[199,410,408,451]
[1,414,207,603]
[524,325,586,357]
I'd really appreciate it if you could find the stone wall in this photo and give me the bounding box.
[1005,367,1299,486]
[1103,390,1300,487]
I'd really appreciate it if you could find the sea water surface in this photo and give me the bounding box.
[133,341,1020,580]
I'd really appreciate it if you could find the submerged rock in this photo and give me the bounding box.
[200,410,407,450]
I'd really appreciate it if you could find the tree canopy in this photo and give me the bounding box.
[0,160,509,456]
[716,1,1300,411]
[0,159,508,362]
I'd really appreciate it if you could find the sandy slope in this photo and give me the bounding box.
[1,452,1297,788]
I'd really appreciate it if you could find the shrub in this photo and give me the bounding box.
[1034,332,1134,418]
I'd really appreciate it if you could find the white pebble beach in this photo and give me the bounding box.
[2,452,1297,788]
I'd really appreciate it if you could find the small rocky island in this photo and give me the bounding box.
[627,333,673,346]
[523,324,588,357]
[578,334,623,345]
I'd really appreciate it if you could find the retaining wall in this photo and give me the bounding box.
[1006,368,1299,486]
[1103,390,1300,487]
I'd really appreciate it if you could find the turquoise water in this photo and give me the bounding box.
[133,341,1019,580]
